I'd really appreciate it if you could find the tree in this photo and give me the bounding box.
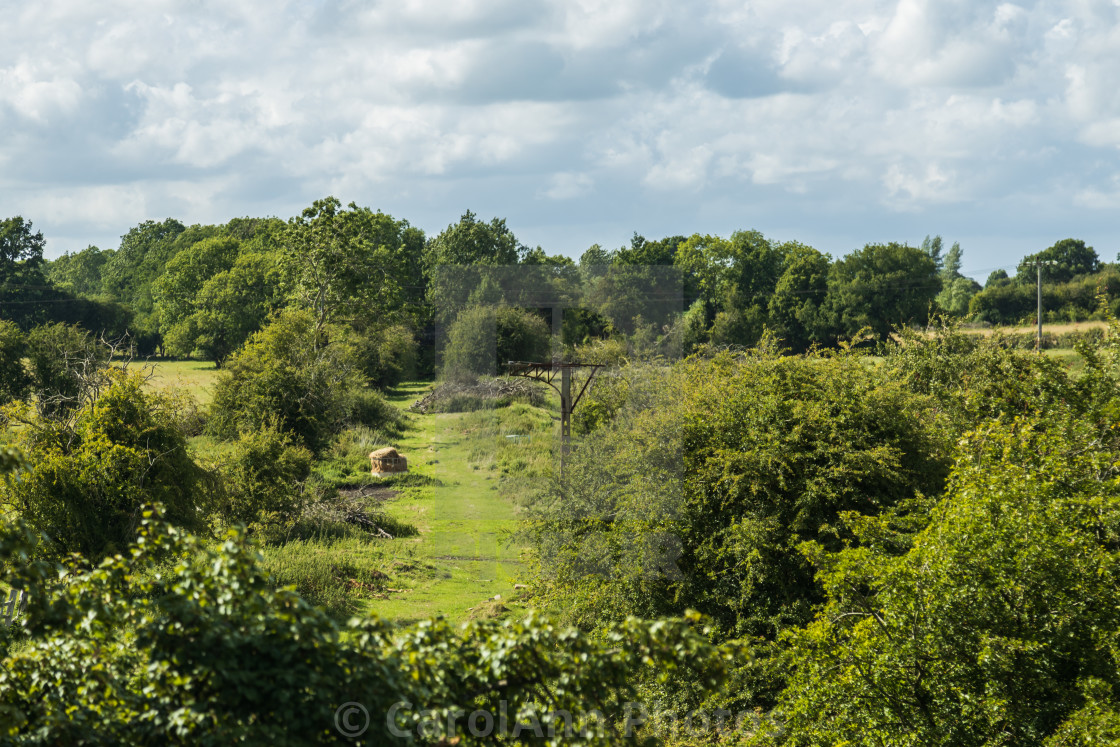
[441,305,550,380]
[768,243,831,351]
[825,242,940,341]
[100,218,188,310]
[24,323,109,417]
[0,216,45,280]
[0,319,30,404]
[0,216,52,327]
[282,198,414,333]
[424,211,527,325]
[968,282,1047,325]
[1016,238,1100,284]
[580,243,614,270]
[614,233,685,266]
[153,236,240,338]
[920,233,944,272]
[672,230,789,348]
[935,242,981,316]
[986,268,1011,287]
[44,245,109,297]
[424,210,525,268]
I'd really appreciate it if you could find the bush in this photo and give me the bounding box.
[208,310,397,451]
[441,305,550,380]
[340,386,402,432]
[216,426,312,532]
[0,514,732,745]
[528,349,950,709]
[350,323,418,389]
[1,370,209,560]
[774,416,1120,745]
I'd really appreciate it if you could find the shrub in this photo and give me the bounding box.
[441,305,550,380]
[774,416,1120,745]
[0,514,732,744]
[350,323,418,389]
[208,310,394,451]
[1,370,209,560]
[527,349,950,709]
[216,425,312,532]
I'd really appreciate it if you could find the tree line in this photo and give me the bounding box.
[4,208,1115,374]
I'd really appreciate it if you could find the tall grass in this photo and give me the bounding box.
[260,537,389,618]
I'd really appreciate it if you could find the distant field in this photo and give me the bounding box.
[964,320,1108,337]
[145,360,221,404]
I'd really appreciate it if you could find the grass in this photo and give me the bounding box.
[963,320,1108,336]
[145,359,222,405]
[136,367,545,624]
[354,382,555,625]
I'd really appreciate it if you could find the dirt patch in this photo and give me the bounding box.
[337,485,398,505]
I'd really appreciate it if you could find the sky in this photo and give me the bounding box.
[3,0,1120,280]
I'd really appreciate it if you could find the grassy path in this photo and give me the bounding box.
[363,383,537,625]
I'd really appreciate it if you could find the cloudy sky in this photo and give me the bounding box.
[3,0,1119,278]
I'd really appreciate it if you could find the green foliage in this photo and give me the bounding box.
[767,243,831,351]
[934,240,981,315]
[349,323,418,389]
[441,305,550,380]
[530,350,949,710]
[770,416,1120,746]
[969,267,1120,324]
[100,218,192,327]
[674,231,790,348]
[24,322,108,416]
[216,425,312,532]
[825,242,940,340]
[154,235,241,353]
[208,310,400,451]
[1017,238,1100,284]
[0,216,53,328]
[43,245,109,297]
[885,320,1088,432]
[0,319,29,404]
[0,216,45,275]
[1,370,208,560]
[424,210,527,325]
[0,513,731,745]
[283,197,418,332]
[987,268,1011,287]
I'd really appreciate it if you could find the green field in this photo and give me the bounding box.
[145,359,222,404]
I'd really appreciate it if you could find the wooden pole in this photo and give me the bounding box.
[561,366,572,469]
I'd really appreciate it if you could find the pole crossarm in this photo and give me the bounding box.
[506,361,603,397]
[507,361,604,476]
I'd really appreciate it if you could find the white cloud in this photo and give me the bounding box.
[541,172,594,199]
[0,0,1119,267]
